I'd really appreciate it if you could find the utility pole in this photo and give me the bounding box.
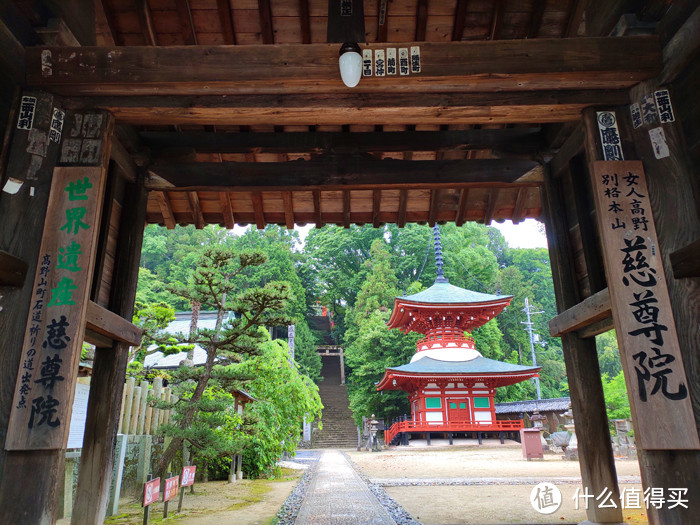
[522,297,544,400]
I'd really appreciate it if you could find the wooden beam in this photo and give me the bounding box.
[527,0,546,39]
[489,0,505,40]
[397,189,407,228]
[372,189,381,228]
[428,189,439,226]
[415,0,428,41]
[343,190,351,228]
[670,238,700,278]
[220,192,234,229]
[548,288,611,338]
[327,0,365,43]
[140,127,543,155]
[94,0,116,46]
[41,0,96,46]
[146,157,540,191]
[377,0,389,42]
[175,0,197,45]
[0,250,28,288]
[483,188,498,225]
[85,301,143,346]
[452,0,469,41]
[299,0,311,44]
[216,0,236,45]
[283,191,294,229]
[0,19,25,84]
[66,90,630,127]
[27,38,662,96]
[659,4,700,85]
[136,0,158,46]
[455,188,469,227]
[549,123,584,177]
[110,137,137,183]
[187,191,204,229]
[252,191,265,229]
[585,0,636,37]
[511,187,526,224]
[154,190,176,229]
[577,316,615,340]
[313,190,322,227]
[564,0,585,37]
[258,0,274,44]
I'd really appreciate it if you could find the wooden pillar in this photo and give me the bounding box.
[0,92,70,524]
[541,161,623,523]
[622,81,700,524]
[71,170,148,524]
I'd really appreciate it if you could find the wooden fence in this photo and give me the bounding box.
[117,376,178,435]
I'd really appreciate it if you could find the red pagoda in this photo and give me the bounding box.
[379,226,540,445]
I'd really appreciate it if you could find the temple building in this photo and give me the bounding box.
[379,227,540,445]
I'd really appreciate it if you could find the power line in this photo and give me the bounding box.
[522,297,544,400]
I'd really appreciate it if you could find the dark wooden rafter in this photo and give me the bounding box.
[377,0,389,42]
[94,0,117,46]
[136,0,158,46]
[372,189,381,228]
[258,0,274,44]
[217,0,236,45]
[298,0,311,44]
[0,250,28,288]
[28,39,661,96]
[452,0,469,41]
[313,190,322,226]
[282,191,294,229]
[343,190,351,228]
[565,0,585,37]
[187,191,204,229]
[251,191,265,229]
[490,0,505,40]
[483,188,499,225]
[140,128,544,155]
[175,0,197,45]
[110,137,137,183]
[670,238,700,278]
[455,188,470,227]
[220,191,234,229]
[146,157,540,191]
[397,188,407,227]
[428,189,439,226]
[659,4,700,85]
[511,187,526,224]
[327,0,365,43]
[415,0,429,41]
[550,123,584,177]
[527,0,546,39]
[154,190,176,229]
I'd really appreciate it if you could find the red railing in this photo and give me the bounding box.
[384,419,524,445]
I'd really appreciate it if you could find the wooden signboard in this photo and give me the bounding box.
[143,477,160,507]
[181,466,196,487]
[591,160,700,450]
[163,475,179,502]
[5,166,106,450]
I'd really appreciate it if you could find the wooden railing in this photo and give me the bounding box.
[118,376,178,435]
[384,418,524,445]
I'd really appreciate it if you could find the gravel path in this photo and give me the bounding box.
[371,475,642,487]
[275,451,321,525]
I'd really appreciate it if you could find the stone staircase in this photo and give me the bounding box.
[312,355,358,449]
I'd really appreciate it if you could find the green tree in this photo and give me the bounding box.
[601,371,631,422]
[596,330,622,377]
[293,320,323,383]
[153,246,292,477]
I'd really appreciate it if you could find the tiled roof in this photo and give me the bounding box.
[495,397,571,414]
[399,281,511,304]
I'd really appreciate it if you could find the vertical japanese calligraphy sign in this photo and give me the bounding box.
[591,160,700,450]
[5,164,107,450]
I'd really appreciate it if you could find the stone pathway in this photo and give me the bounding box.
[295,450,396,525]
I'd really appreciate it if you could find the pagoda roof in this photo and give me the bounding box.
[377,356,540,390]
[399,281,512,305]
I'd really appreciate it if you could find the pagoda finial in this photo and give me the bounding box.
[432,224,448,283]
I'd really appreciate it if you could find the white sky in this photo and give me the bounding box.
[237,218,548,250]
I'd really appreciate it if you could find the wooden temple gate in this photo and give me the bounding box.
[1,1,699,524]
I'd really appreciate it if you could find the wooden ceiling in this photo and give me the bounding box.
[4,0,674,229]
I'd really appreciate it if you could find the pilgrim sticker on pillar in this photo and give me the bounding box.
[399,48,409,75]
[386,48,397,75]
[641,94,658,126]
[362,49,373,77]
[410,46,421,74]
[654,90,675,123]
[649,127,670,159]
[375,49,386,77]
[340,0,352,16]
[2,177,23,195]
[17,96,37,130]
[41,49,52,77]
[49,109,66,143]
[630,103,642,129]
[596,111,624,161]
